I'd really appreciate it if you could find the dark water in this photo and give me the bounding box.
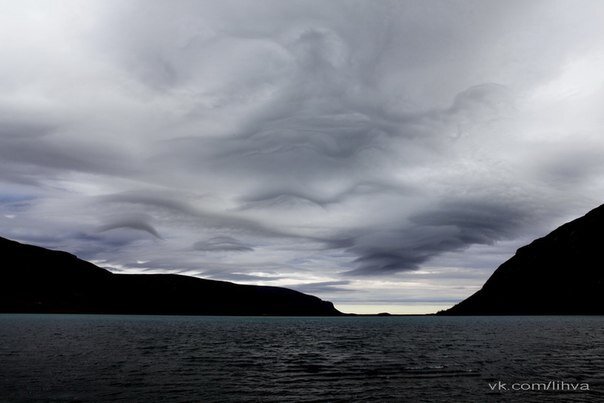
[0,315,602,402]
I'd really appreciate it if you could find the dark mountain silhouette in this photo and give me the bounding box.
[0,236,341,315]
[441,204,604,315]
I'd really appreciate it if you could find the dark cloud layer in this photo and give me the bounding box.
[344,200,531,275]
[1,0,604,312]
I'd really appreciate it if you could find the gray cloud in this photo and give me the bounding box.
[198,269,284,283]
[97,213,162,239]
[344,200,531,275]
[2,0,604,312]
[193,236,253,252]
[290,280,352,294]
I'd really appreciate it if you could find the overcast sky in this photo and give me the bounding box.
[2,0,604,313]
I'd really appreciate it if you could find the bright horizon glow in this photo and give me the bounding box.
[336,304,452,315]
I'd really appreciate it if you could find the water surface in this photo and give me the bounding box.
[1,315,602,402]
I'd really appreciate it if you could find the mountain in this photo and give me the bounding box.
[441,204,604,315]
[0,236,341,316]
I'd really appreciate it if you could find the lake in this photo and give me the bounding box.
[1,314,602,402]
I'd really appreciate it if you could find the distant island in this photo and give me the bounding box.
[440,204,604,315]
[0,236,341,316]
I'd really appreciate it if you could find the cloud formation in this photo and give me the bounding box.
[1,0,604,312]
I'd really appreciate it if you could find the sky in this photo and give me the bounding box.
[1,0,604,314]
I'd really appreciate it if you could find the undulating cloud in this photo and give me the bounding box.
[1,0,604,312]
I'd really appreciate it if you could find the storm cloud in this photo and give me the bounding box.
[2,0,604,312]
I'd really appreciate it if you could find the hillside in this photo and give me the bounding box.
[0,236,341,316]
[441,204,604,315]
